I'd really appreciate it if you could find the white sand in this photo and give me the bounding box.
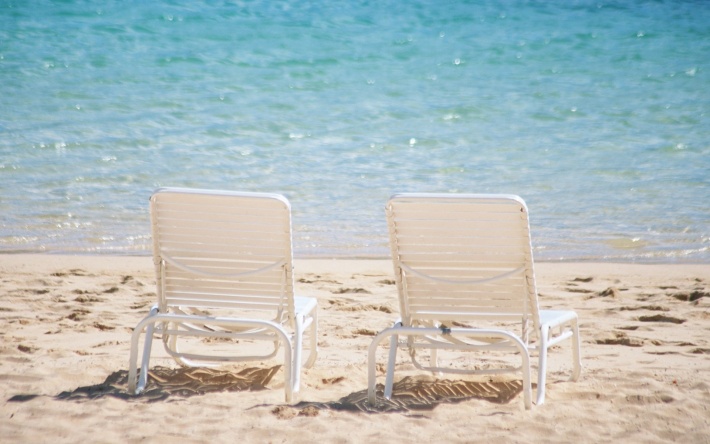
[1,255,709,443]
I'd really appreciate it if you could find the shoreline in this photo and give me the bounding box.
[2,249,710,265]
[1,253,708,274]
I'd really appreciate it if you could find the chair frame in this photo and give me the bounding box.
[368,193,581,409]
[128,188,317,402]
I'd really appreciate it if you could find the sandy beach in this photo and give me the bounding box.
[1,254,709,443]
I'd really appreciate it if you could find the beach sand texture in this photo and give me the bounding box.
[1,255,709,443]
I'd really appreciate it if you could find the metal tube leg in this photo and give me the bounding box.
[384,332,399,400]
[292,315,304,396]
[137,322,156,393]
[368,328,397,406]
[536,325,550,405]
[128,306,159,395]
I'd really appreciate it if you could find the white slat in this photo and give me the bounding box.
[387,193,536,324]
[151,188,293,313]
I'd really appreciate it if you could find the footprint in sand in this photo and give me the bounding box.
[67,308,91,321]
[17,344,38,354]
[646,350,681,355]
[617,325,655,331]
[32,278,64,287]
[297,275,341,285]
[638,314,686,324]
[92,340,120,348]
[595,331,644,347]
[583,287,623,299]
[272,405,320,418]
[74,295,104,303]
[321,376,345,385]
[272,405,297,419]
[93,322,115,331]
[297,406,320,417]
[625,394,674,404]
[121,275,145,287]
[646,340,697,355]
[331,287,371,294]
[367,304,393,313]
[51,269,89,277]
[328,300,392,313]
[621,339,697,357]
[671,290,708,302]
[619,305,669,312]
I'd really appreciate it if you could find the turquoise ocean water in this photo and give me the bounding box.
[1,0,709,262]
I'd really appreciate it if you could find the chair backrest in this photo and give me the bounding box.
[150,188,294,323]
[386,193,541,337]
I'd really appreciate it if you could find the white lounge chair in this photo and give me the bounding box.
[128,188,317,402]
[368,193,581,409]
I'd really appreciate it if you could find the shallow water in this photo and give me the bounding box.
[1,0,709,261]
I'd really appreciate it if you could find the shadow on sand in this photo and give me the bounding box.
[8,367,523,414]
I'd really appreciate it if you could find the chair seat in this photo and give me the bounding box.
[539,309,578,328]
[294,296,318,317]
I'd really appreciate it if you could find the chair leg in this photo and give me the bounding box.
[536,325,550,406]
[137,323,156,392]
[292,315,305,396]
[128,306,159,394]
[368,323,401,406]
[520,347,533,410]
[384,331,399,399]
